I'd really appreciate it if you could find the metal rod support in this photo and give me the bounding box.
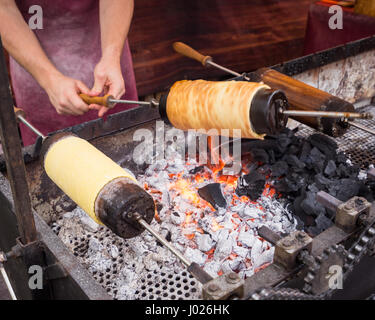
[282,110,373,119]
[109,98,159,108]
[0,264,17,300]
[206,60,250,80]
[17,115,46,139]
[136,217,191,267]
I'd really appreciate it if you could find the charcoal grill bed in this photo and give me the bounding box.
[0,36,375,300]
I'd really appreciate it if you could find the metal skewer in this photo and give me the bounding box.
[130,212,213,284]
[281,110,373,120]
[0,253,17,300]
[14,107,46,139]
[135,216,191,267]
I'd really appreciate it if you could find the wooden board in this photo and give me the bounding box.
[128,0,315,96]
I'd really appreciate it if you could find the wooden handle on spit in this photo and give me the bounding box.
[13,106,26,119]
[173,42,212,66]
[79,94,115,108]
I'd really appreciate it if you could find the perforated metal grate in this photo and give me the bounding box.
[134,269,201,300]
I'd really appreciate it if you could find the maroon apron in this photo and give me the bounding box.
[10,0,138,146]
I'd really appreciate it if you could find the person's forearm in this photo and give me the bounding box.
[0,0,61,90]
[99,0,134,62]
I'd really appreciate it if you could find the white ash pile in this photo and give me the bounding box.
[51,207,201,300]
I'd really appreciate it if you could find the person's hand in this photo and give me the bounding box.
[90,57,125,117]
[45,73,91,116]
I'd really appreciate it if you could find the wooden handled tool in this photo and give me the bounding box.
[173,42,248,79]
[79,94,115,108]
[173,42,212,66]
[79,94,158,109]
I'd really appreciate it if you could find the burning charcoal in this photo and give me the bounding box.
[189,165,205,175]
[170,211,185,225]
[240,206,260,219]
[250,149,269,163]
[236,171,266,201]
[184,247,206,265]
[212,228,229,243]
[270,161,289,178]
[253,248,274,269]
[196,233,215,252]
[301,191,326,217]
[214,236,233,261]
[221,260,234,274]
[198,183,227,209]
[324,160,337,177]
[229,257,243,271]
[238,229,256,247]
[204,261,221,277]
[233,245,250,258]
[250,238,263,260]
[308,133,338,159]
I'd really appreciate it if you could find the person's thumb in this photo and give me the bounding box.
[91,72,106,96]
[76,80,90,95]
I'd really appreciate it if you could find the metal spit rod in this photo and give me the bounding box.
[17,114,46,139]
[282,110,373,120]
[134,215,191,267]
[0,253,17,300]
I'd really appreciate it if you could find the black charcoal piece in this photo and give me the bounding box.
[198,183,227,209]
[308,133,338,159]
[307,213,333,236]
[309,147,326,173]
[299,141,312,163]
[293,195,316,227]
[329,179,361,202]
[270,161,289,178]
[324,160,337,177]
[236,171,266,200]
[189,165,205,174]
[250,149,269,163]
[284,154,306,170]
[314,173,333,189]
[300,191,326,217]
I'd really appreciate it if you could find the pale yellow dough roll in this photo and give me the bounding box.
[166,80,270,139]
[44,136,137,225]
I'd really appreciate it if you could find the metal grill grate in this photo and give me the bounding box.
[134,269,201,300]
[295,105,375,169]
[51,223,201,300]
